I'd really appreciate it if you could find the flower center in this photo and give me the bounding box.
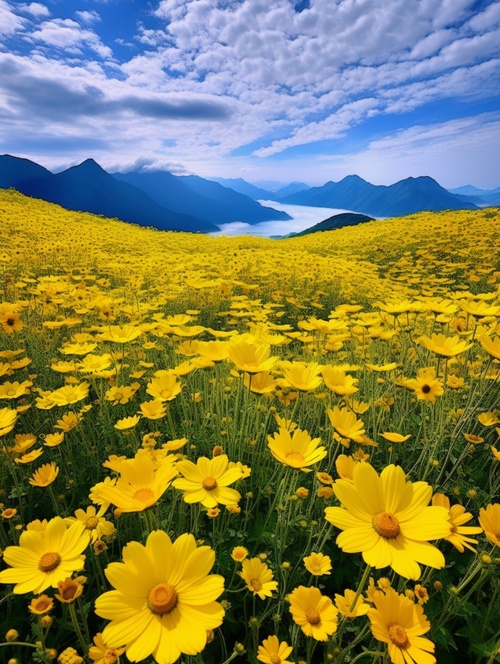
[286,451,305,466]
[86,516,99,529]
[373,512,400,539]
[104,651,120,664]
[421,384,431,394]
[147,583,178,615]
[388,623,409,648]
[270,656,281,664]
[202,475,218,491]
[250,578,263,591]
[306,608,321,625]
[133,488,155,503]
[39,552,61,572]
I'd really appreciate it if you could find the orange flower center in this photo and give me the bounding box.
[39,552,61,572]
[86,516,99,529]
[388,623,409,648]
[373,512,400,539]
[270,656,281,664]
[250,578,263,591]
[202,475,218,491]
[133,488,155,503]
[306,608,321,625]
[104,650,120,664]
[147,583,178,615]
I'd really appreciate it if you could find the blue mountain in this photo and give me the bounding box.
[114,171,291,224]
[448,185,500,207]
[0,155,219,232]
[282,175,478,216]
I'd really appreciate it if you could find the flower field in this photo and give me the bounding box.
[0,187,499,664]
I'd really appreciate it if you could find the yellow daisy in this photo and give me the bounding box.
[173,455,242,508]
[288,585,338,641]
[267,427,327,471]
[239,557,278,600]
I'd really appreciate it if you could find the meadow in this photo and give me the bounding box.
[0,187,499,664]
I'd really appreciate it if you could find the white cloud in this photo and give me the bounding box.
[17,2,50,18]
[75,10,101,25]
[29,18,113,58]
[0,0,27,36]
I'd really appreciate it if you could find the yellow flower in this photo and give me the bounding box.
[257,635,293,664]
[433,494,483,553]
[334,588,370,618]
[95,531,224,664]
[77,354,113,374]
[105,385,138,405]
[243,371,277,394]
[368,587,435,664]
[88,633,125,664]
[413,584,429,605]
[44,432,65,447]
[464,433,484,444]
[227,339,278,374]
[97,324,143,343]
[267,427,327,471]
[49,383,89,406]
[491,446,500,461]
[0,380,32,399]
[146,372,182,402]
[58,646,84,664]
[0,517,89,594]
[139,400,167,420]
[54,411,81,432]
[92,454,177,513]
[288,585,338,641]
[55,576,85,603]
[380,432,411,444]
[418,333,472,357]
[480,334,500,360]
[0,406,17,436]
[325,462,451,580]
[29,462,59,487]
[279,361,323,391]
[231,546,249,562]
[326,406,365,443]
[478,503,500,548]
[478,411,500,426]
[173,455,242,508]
[303,552,332,576]
[114,415,141,430]
[29,594,54,615]
[402,367,444,402]
[239,557,278,599]
[64,505,116,543]
[321,366,358,395]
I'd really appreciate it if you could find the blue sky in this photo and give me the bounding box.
[1,0,500,187]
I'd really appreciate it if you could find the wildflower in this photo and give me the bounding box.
[288,585,338,640]
[231,546,249,562]
[418,333,472,357]
[97,324,143,343]
[95,531,224,663]
[146,372,182,402]
[491,446,500,461]
[49,383,89,406]
[92,455,177,513]
[326,406,365,443]
[55,577,84,603]
[464,433,484,445]
[447,375,465,389]
[44,432,65,447]
[296,487,309,498]
[321,366,358,395]
[279,361,323,391]
[64,505,115,543]
[478,412,500,427]
[413,584,429,605]
[243,371,277,394]
[29,594,54,615]
[1,508,17,519]
[317,471,333,485]
[29,462,59,487]
[139,400,167,420]
[367,587,435,664]
[0,517,89,594]
[5,628,19,641]
[303,552,332,576]
[206,507,221,518]
[14,448,44,464]
[0,380,32,399]
[257,635,293,664]
[0,406,17,436]
[173,455,242,508]
[403,367,444,402]
[478,504,500,548]
[240,557,278,599]
[227,339,278,374]
[325,462,451,580]
[88,633,125,664]
[54,411,81,432]
[480,334,500,360]
[114,415,141,430]
[57,647,84,664]
[268,427,327,471]
[432,493,482,553]
[334,588,370,618]
[380,432,411,444]
[105,385,138,405]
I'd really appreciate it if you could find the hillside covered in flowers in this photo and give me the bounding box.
[0,188,499,664]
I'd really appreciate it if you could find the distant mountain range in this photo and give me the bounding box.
[277,175,479,216]
[0,155,291,233]
[288,212,374,237]
[1,154,494,234]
